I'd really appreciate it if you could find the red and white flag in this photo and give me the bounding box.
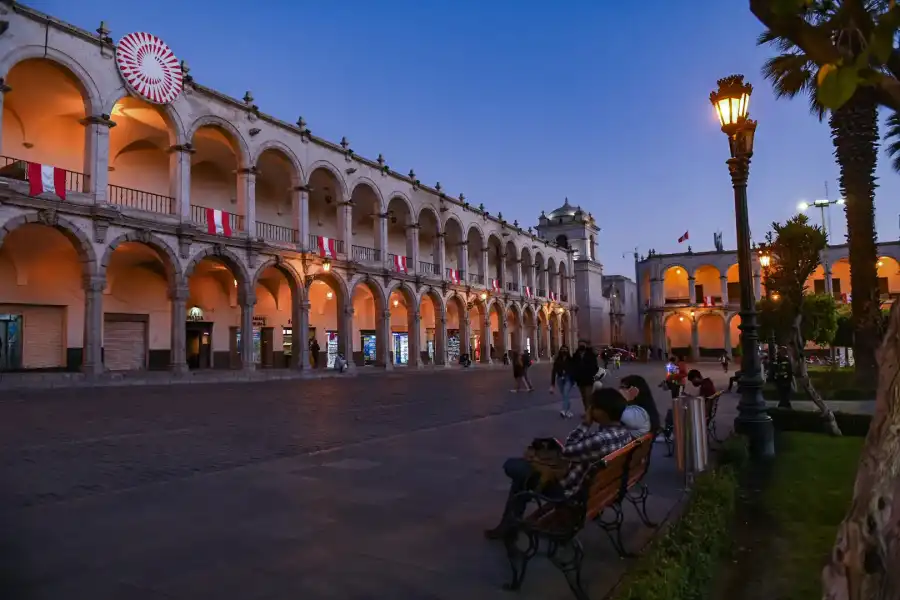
[549,291,557,301]
[27,162,66,200]
[448,269,460,284]
[394,254,408,273]
[678,231,690,243]
[206,208,232,237]
[317,236,336,258]
[703,296,714,307]
[492,279,501,293]
[525,286,532,298]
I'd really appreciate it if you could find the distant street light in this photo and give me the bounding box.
[798,198,843,295]
[710,74,775,460]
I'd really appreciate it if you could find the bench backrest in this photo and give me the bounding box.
[625,432,655,489]
[584,438,639,520]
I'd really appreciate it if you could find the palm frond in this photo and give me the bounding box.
[884,112,900,173]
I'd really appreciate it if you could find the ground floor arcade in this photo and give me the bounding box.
[0,213,574,373]
[643,309,742,359]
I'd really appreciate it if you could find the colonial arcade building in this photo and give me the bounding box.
[0,4,578,374]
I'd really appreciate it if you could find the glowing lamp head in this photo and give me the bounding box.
[877,260,884,268]
[710,74,752,130]
[798,201,810,212]
[393,299,399,307]
[679,316,685,321]
[326,291,333,300]
[322,260,331,273]
[480,292,487,301]
[689,310,695,318]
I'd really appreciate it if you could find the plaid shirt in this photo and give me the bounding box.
[558,424,633,497]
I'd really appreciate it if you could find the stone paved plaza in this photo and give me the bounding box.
[0,363,739,600]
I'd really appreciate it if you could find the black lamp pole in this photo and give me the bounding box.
[711,75,775,460]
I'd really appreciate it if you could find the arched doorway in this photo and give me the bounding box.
[665,313,691,358]
[561,310,571,348]
[419,289,445,365]
[506,304,522,356]
[547,258,558,298]
[418,207,441,278]
[521,248,534,295]
[101,237,180,371]
[877,256,900,301]
[183,251,252,369]
[693,265,721,305]
[307,271,344,369]
[663,266,689,304]
[522,305,537,357]
[446,293,467,364]
[697,312,726,357]
[0,218,95,372]
[255,148,300,244]
[533,252,545,297]
[190,124,245,234]
[388,284,419,366]
[350,277,385,367]
[386,196,413,273]
[252,262,300,368]
[466,225,485,286]
[444,217,465,282]
[536,308,549,358]
[487,234,503,290]
[504,240,519,292]
[489,300,505,361]
[350,182,382,265]
[728,314,743,355]
[308,167,344,254]
[468,295,487,363]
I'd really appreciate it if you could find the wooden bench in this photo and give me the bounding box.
[502,432,657,599]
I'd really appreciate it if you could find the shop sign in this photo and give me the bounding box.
[252,316,267,327]
[187,306,204,322]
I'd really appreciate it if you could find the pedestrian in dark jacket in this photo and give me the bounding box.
[569,339,599,411]
[550,345,574,418]
[772,346,793,408]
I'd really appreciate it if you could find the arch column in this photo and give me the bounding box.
[82,275,105,375]
[481,247,490,286]
[169,284,189,373]
[515,259,523,293]
[169,144,194,220]
[651,278,663,307]
[435,314,447,366]
[458,240,469,280]
[407,224,420,275]
[437,233,447,280]
[240,293,256,371]
[292,183,308,249]
[339,202,353,257]
[82,114,116,202]
[688,275,696,304]
[237,167,257,236]
[377,214,388,266]
[408,310,423,368]
[480,311,492,364]
[459,311,471,361]
[378,310,393,369]
[824,267,833,295]
[516,311,526,353]
[720,275,729,305]
[725,316,734,356]
[339,305,355,371]
[294,300,310,370]
[0,80,10,148]
[652,313,664,357]
[500,253,508,289]
[691,317,699,360]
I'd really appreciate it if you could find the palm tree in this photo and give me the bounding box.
[759,9,882,384]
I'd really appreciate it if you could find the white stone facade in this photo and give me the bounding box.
[0,4,578,374]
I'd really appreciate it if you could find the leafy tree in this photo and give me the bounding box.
[758,293,839,346]
[763,215,841,434]
[757,0,883,385]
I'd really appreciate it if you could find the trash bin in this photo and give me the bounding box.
[671,394,709,487]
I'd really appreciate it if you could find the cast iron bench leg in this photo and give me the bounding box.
[625,483,657,528]
[548,538,589,600]
[596,503,634,558]
[503,530,538,591]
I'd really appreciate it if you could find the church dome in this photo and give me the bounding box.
[547,198,577,219]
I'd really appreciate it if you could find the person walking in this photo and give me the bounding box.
[772,346,794,409]
[613,352,621,370]
[570,339,599,412]
[521,349,534,392]
[309,337,320,369]
[550,345,574,417]
[720,352,730,372]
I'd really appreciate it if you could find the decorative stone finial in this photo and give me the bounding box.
[408,169,416,179]
[479,203,485,212]
[340,136,349,150]
[540,210,546,217]
[97,21,110,38]
[513,219,519,228]
[296,116,307,130]
[180,60,193,84]
[435,182,442,192]
[527,226,533,234]
[377,153,385,166]
[459,193,466,203]
[243,91,254,105]
[498,212,503,221]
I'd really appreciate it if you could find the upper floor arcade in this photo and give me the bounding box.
[0,4,575,306]
[637,242,900,312]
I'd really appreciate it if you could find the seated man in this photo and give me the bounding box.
[484,388,633,539]
[687,368,719,416]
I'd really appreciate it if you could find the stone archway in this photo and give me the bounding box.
[419,287,446,365]
[251,258,303,369]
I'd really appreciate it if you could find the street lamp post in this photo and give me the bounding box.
[757,243,776,382]
[710,75,775,460]
[798,197,844,296]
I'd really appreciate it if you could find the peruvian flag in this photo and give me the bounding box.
[678,231,689,243]
[525,286,532,298]
[317,236,336,258]
[703,296,714,307]
[27,162,66,200]
[206,208,232,236]
[549,291,557,301]
[448,269,460,284]
[394,254,408,273]
[492,279,501,293]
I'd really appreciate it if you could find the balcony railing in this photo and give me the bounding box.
[256,221,298,244]
[107,184,173,215]
[0,155,88,194]
[419,261,439,277]
[387,253,412,269]
[308,234,345,255]
[445,267,466,281]
[561,293,569,302]
[191,204,244,232]
[538,288,546,297]
[352,245,381,263]
[506,282,519,292]
[468,273,483,285]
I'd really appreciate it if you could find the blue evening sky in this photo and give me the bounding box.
[31,0,900,277]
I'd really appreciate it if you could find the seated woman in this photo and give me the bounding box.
[614,375,661,438]
[484,388,633,539]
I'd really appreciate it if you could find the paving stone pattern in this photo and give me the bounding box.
[0,363,733,600]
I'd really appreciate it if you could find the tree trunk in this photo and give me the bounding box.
[789,315,842,436]
[822,302,900,600]
[829,89,881,386]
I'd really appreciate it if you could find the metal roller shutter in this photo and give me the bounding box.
[103,319,147,371]
[0,304,66,369]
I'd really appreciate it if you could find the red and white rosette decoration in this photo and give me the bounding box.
[394,255,408,273]
[703,296,714,307]
[116,32,184,105]
[317,236,336,258]
[27,162,66,200]
[449,269,460,284]
[492,279,501,293]
[206,208,232,237]
[524,286,532,299]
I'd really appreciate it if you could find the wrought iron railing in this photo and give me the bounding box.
[308,234,345,254]
[256,221,298,244]
[419,261,439,277]
[537,288,546,297]
[445,267,466,281]
[506,282,519,292]
[191,204,244,232]
[352,245,381,263]
[108,184,173,214]
[0,155,88,194]
[469,272,483,285]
